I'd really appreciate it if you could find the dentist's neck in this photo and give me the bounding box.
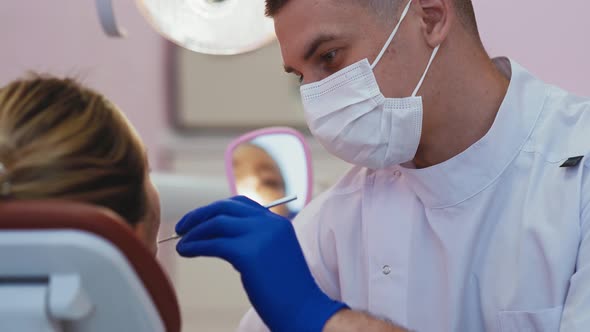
[412,31,510,169]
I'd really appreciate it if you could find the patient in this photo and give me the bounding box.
[232,143,290,217]
[0,75,160,254]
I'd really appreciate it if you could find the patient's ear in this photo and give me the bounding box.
[133,221,157,255]
[99,207,156,254]
[133,221,147,239]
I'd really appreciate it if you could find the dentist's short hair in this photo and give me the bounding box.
[265,0,478,35]
[0,75,148,225]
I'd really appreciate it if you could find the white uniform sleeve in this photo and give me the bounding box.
[235,192,342,332]
[237,308,269,332]
[560,161,590,331]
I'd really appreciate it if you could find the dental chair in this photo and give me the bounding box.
[0,200,181,332]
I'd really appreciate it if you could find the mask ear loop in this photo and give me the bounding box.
[411,45,440,97]
[371,0,413,69]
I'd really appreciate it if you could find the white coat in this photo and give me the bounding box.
[238,58,590,331]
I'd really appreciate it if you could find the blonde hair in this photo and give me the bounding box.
[0,75,148,225]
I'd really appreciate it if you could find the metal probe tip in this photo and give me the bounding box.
[157,195,298,244]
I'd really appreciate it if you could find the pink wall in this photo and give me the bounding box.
[0,1,169,165]
[474,0,589,96]
[0,0,587,169]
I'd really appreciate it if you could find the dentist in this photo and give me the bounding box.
[176,0,590,331]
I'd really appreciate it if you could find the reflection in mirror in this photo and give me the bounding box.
[226,128,312,219]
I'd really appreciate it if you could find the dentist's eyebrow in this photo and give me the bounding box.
[283,34,338,74]
[304,34,337,60]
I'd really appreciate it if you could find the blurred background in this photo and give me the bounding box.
[1,1,588,331]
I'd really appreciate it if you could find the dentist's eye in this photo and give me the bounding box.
[321,50,338,63]
[319,49,344,74]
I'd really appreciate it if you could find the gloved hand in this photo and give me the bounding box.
[175,196,348,332]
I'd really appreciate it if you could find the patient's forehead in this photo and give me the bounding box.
[233,144,276,166]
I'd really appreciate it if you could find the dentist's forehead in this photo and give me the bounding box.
[273,0,376,65]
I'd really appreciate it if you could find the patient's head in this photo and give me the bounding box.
[232,143,290,217]
[0,75,160,254]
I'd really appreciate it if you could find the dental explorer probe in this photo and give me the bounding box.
[157,194,298,244]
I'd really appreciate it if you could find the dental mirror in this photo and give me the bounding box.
[225,127,313,219]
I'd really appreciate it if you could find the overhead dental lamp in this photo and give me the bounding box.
[96,0,276,55]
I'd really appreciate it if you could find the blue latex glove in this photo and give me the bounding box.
[175,196,348,332]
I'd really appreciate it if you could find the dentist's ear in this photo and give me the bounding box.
[417,0,452,48]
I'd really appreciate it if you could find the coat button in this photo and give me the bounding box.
[382,265,392,275]
[393,170,402,177]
